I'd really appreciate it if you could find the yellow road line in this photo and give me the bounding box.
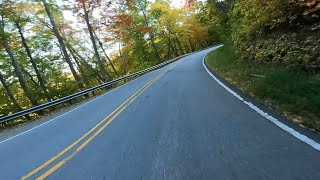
[21,73,163,180]
[36,106,127,180]
[35,72,165,180]
[21,65,173,179]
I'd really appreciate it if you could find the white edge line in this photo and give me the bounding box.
[202,47,320,151]
[0,62,178,144]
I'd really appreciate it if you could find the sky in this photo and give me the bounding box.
[54,0,194,72]
[60,0,190,29]
[57,0,206,70]
[170,0,186,8]
[59,0,190,53]
[60,0,187,30]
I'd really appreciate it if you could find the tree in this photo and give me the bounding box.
[94,31,119,77]
[0,12,40,107]
[0,71,22,112]
[0,0,216,122]
[13,13,52,101]
[135,0,162,63]
[74,0,110,82]
[41,0,83,88]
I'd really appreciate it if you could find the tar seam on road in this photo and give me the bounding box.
[202,46,320,151]
[22,62,180,180]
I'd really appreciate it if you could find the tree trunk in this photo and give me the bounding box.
[133,22,148,62]
[67,44,104,83]
[172,38,179,57]
[22,69,40,88]
[184,39,192,53]
[118,41,126,76]
[3,43,39,107]
[0,72,21,110]
[141,10,162,64]
[93,31,119,77]
[41,0,83,89]
[175,36,185,55]
[0,71,31,120]
[60,29,106,82]
[81,2,108,82]
[68,48,90,87]
[205,39,211,47]
[141,46,148,62]
[183,40,191,53]
[174,38,183,55]
[0,19,39,108]
[0,71,22,111]
[167,38,172,60]
[189,37,196,52]
[201,40,207,49]
[15,21,52,102]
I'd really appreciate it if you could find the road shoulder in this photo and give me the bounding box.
[203,47,320,150]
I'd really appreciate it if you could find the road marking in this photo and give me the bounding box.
[36,73,164,180]
[202,47,320,151]
[21,73,163,180]
[0,48,213,145]
[0,67,162,145]
[23,62,176,179]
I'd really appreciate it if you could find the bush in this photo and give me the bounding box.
[229,0,320,69]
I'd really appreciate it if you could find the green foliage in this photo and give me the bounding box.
[238,31,320,67]
[196,1,231,43]
[201,0,320,130]
[206,45,320,131]
[0,0,319,132]
[0,0,215,128]
[215,0,320,69]
[230,0,285,45]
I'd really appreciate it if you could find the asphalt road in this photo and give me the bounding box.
[0,47,319,180]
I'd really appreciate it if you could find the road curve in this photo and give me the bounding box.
[0,47,319,179]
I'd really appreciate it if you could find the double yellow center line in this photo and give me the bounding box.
[22,66,174,180]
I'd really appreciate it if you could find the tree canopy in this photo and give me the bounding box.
[0,0,319,123]
[0,0,213,119]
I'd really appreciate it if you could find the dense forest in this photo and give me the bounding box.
[0,0,212,121]
[203,0,320,130]
[0,0,319,126]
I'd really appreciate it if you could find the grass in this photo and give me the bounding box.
[205,45,320,131]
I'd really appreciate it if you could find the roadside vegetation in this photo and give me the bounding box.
[0,0,319,131]
[203,0,320,131]
[0,0,213,129]
[205,45,320,131]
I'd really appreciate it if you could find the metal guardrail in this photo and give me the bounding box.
[0,45,220,124]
